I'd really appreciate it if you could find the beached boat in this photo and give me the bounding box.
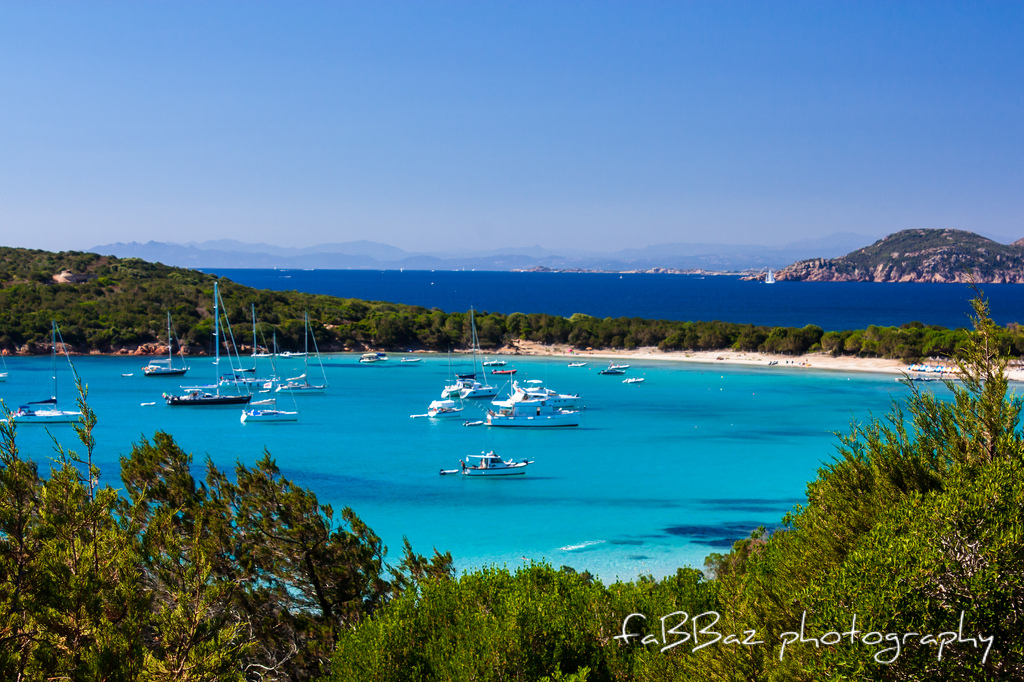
[143,312,189,377]
[486,398,579,427]
[440,451,532,476]
[360,352,389,363]
[505,379,581,409]
[241,398,298,423]
[9,321,83,423]
[275,312,328,393]
[165,282,252,407]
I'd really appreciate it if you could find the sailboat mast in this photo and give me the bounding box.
[470,307,479,375]
[51,320,57,401]
[251,303,257,361]
[213,281,220,379]
[304,312,309,374]
[167,312,173,365]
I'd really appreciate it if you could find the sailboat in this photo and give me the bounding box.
[164,281,252,406]
[220,304,273,388]
[275,312,328,393]
[458,308,499,399]
[241,311,298,422]
[143,312,189,377]
[764,269,776,284]
[0,351,7,382]
[10,321,82,423]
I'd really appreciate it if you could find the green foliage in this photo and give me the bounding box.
[0,388,445,680]
[326,564,720,682]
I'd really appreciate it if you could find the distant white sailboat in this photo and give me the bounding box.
[143,312,189,377]
[764,269,776,284]
[275,312,328,393]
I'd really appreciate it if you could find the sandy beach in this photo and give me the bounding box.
[483,340,1024,381]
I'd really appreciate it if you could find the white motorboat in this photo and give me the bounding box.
[568,362,587,367]
[505,379,581,409]
[360,352,389,363]
[275,312,328,393]
[400,357,421,363]
[241,398,298,423]
[598,365,626,375]
[9,321,82,424]
[482,358,506,367]
[486,398,579,427]
[426,399,465,418]
[440,451,532,476]
[143,312,189,377]
[460,377,501,399]
[623,377,645,384]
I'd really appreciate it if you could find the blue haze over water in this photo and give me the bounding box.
[1,270,982,581]
[206,269,1024,330]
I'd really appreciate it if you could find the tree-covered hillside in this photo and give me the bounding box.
[3,246,1024,362]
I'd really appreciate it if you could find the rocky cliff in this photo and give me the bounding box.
[775,229,1024,283]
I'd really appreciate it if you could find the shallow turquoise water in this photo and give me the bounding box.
[0,353,925,581]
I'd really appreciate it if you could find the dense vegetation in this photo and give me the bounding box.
[5,246,1024,362]
[1,293,1020,679]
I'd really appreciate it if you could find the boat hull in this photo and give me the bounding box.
[462,467,527,476]
[143,367,188,377]
[10,410,82,424]
[275,383,327,393]
[486,413,579,427]
[241,410,298,423]
[165,393,252,406]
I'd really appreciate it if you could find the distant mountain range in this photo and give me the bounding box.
[776,229,1024,283]
[88,233,874,272]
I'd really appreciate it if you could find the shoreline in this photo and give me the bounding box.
[505,341,912,376]
[12,341,1024,382]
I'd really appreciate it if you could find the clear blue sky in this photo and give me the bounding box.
[1,1,1021,253]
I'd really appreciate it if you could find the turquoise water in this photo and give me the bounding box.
[0,353,926,581]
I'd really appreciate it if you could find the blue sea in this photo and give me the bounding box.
[206,269,1024,329]
[0,350,939,582]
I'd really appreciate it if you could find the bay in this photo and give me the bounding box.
[205,269,1024,330]
[0,351,932,581]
